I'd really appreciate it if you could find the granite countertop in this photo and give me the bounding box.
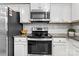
[14,33,79,38]
[14,33,31,37]
[14,33,67,38]
[50,32,79,38]
[14,35,27,38]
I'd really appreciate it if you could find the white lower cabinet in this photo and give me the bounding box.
[15,37,79,56]
[14,44,26,56]
[68,39,79,56]
[69,46,79,56]
[73,49,79,56]
[14,37,27,56]
[53,43,68,56]
[52,38,69,56]
[52,38,79,56]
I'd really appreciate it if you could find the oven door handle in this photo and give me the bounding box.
[28,43,36,45]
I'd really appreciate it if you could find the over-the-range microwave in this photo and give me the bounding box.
[30,9,50,21]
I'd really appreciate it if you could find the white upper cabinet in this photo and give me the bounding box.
[20,4,31,23]
[72,3,79,21]
[7,4,31,23]
[31,3,50,11]
[50,3,72,23]
[14,37,27,56]
[14,44,25,56]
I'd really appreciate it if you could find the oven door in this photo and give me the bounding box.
[28,40,52,55]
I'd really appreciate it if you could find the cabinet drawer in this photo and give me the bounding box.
[14,37,27,42]
[53,38,67,43]
[53,43,67,46]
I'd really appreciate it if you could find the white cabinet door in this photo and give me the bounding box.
[53,43,68,56]
[68,39,79,56]
[69,46,79,56]
[31,3,50,11]
[72,3,79,21]
[7,4,21,12]
[14,44,25,56]
[20,4,30,23]
[14,44,27,56]
[14,37,27,56]
[6,4,31,23]
[50,3,71,23]
[53,38,67,43]
[53,38,68,56]
[73,49,79,56]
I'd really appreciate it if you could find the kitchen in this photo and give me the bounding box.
[0,3,79,56]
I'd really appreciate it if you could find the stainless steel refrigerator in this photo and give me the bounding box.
[0,7,22,56]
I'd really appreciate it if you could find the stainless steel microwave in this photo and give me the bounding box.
[30,10,50,21]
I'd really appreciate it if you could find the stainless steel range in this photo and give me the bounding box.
[27,27,52,55]
[27,27,52,38]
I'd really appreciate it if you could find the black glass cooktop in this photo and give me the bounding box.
[27,34,52,38]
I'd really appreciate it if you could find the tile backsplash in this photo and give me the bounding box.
[23,23,70,34]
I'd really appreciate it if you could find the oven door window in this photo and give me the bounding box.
[28,40,52,55]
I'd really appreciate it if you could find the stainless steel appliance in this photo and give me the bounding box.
[27,27,52,38]
[30,9,50,21]
[0,7,22,56]
[27,27,52,55]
